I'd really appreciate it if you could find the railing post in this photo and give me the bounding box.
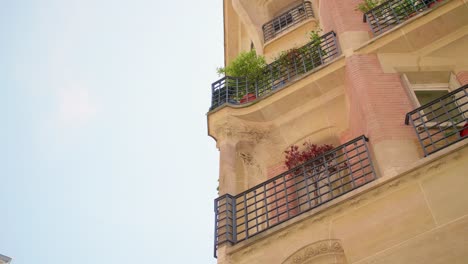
[230,194,237,243]
[318,39,324,66]
[225,77,230,104]
[213,198,219,258]
[236,77,239,104]
[235,77,239,100]
[410,114,428,156]
[215,81,220,108]
[332,32,339,59]
[255,80,259,98]
[365,13,376,35]
[262,184,269,229]
[293,55,298,77]
[243,193,249,240]
[363,136,376,180]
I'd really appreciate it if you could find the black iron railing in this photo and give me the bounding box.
[263,1,314,42]
[364,0,446,36]
[405,85,468,156]
[213,136,376,258]
[210,31,339,111]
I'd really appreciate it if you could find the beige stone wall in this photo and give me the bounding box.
[219,143,468,264]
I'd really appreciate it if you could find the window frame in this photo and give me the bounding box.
[402,73,465,129]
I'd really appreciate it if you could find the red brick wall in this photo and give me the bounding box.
[457,71,468,85]
[319,0,336,33]
[344,54,416,144]
[267,163,288,179]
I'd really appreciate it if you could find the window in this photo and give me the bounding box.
[413,87,461,122]
[402,73,465,126]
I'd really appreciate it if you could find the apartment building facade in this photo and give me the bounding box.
[208,0,468,263]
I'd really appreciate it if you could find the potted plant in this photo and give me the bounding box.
[217,50,266,103]
[460,123,468,137]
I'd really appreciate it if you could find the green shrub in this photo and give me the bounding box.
[216,50,266,84]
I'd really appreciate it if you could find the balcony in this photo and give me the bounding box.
[262,1,314,42]
[405,84,468,156]
[364,0,447,36]
[213,136,376,257]
[210,31,339,111]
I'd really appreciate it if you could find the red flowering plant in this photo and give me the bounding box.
[284,142,334,171]
[284,141,348,205]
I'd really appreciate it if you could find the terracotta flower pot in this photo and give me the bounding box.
[240,93,256,103]
[460,123,468,138]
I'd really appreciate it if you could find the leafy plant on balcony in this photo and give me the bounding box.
[217,50,267,101]
[308,29,327,65]
[284,141,335,171]
[216,49,266,82]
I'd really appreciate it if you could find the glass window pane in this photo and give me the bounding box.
[415,90,448,105]
[415,90,462,123]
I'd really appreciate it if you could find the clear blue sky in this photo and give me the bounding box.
[0,1,223,263]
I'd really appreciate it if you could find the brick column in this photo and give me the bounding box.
[344,54,420,176]
[456,71,468,85]
[320,0,371,54]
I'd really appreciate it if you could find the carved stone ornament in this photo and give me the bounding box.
[282,239,347,264]
[212,117,271,144]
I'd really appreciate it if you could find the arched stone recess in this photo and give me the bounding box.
[282,239,348,264]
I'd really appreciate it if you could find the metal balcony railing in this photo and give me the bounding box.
[213,136,376,258]
[210,31,339,111]
[405,85,468,156]
[364,0,446,36]
[262,1,314,42]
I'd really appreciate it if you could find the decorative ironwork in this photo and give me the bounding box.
[364,0,446,36]
[214,136,376,257]
[405,85,468,156]
[262,1,314,42]
[210,31,339,111]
